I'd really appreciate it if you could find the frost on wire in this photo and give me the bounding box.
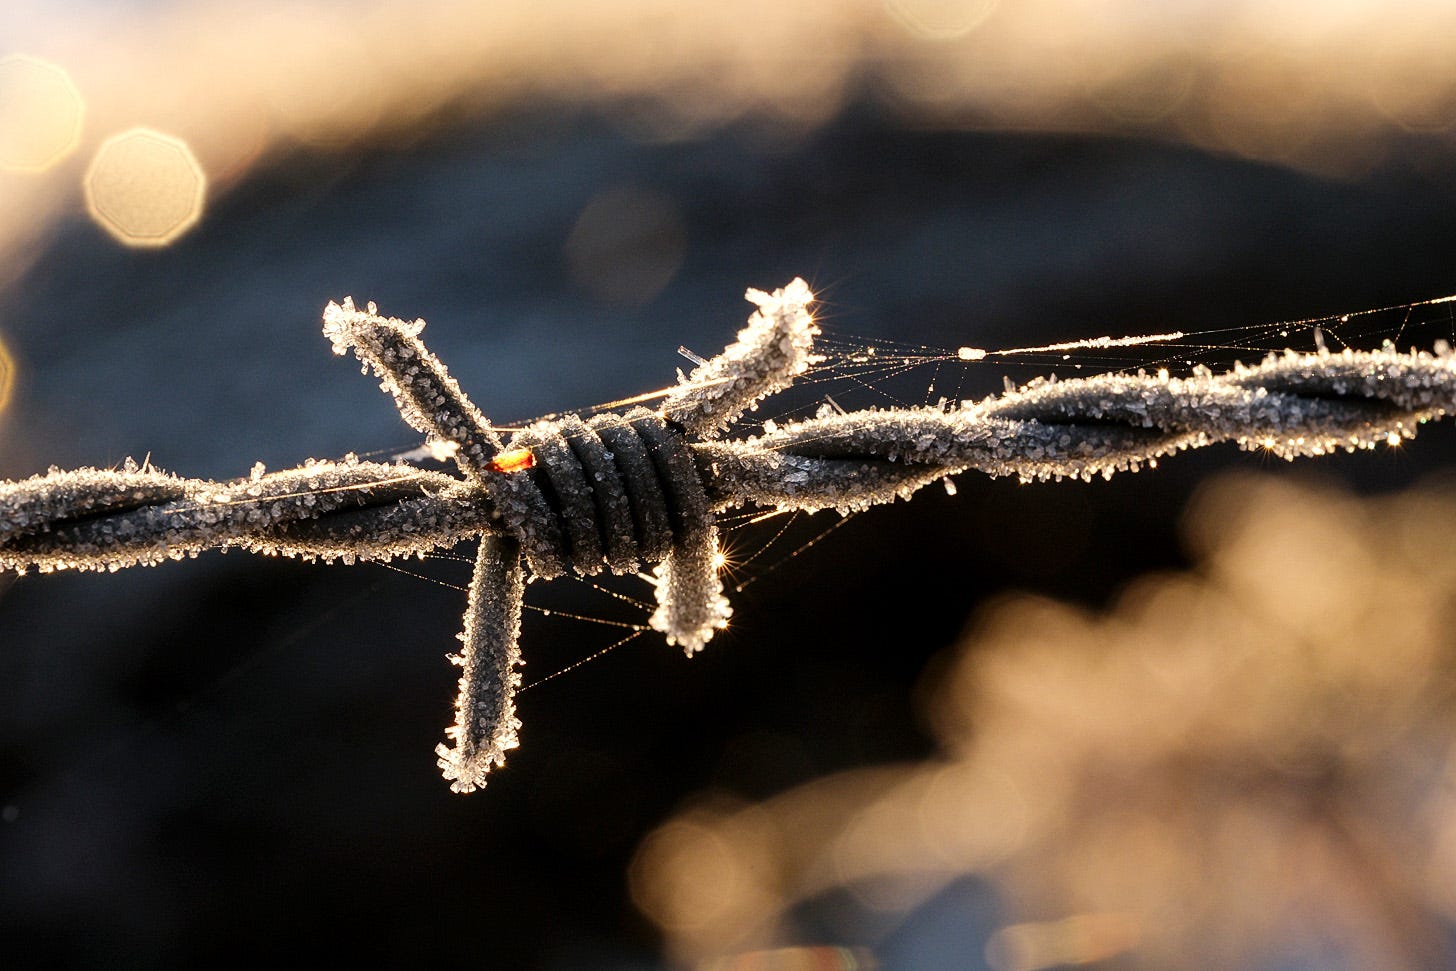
[5,281,1456,792]
[325,280,817,790]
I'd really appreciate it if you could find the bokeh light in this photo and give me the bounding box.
[634,475,1456,968]
[0,54,84,172]
[985,913,1142,971]
[565,185,685,305]
[0,334,13,414]
[83,128,206,247]
[885,0,1000,41]
[4,1,1456,275]
[702,945,872,971]
[7,3,1456,967]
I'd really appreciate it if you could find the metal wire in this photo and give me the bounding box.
[4,281,1454,791]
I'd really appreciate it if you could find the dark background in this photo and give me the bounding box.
[4,51,1456,971]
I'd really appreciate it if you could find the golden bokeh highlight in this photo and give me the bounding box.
[0,54,84,172]
[701,945,872,971]
[634,475,1456,968]
[0,334,13,414]
[629,808,783,948]
[885,0,999,41]
[84,129,206,247]
[985,913,1142,971]
[7,0,1456,276]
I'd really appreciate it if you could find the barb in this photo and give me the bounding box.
[4,280,1455,791]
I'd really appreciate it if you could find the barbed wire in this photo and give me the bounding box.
[3,280,1454,791]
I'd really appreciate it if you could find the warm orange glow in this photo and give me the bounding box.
[83,128,206,247]
[0,54,84,172]
[487,447,536,473]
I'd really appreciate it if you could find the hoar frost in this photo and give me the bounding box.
[7,281,1456,794]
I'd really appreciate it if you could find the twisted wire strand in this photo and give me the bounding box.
[9,346,1441,569]
[0,459,487,572]
[4,280,1454,792]
[699,345,1456,510]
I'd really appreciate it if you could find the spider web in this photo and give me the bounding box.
[744,291,1456,426]
[377,289,1456,689]
[23,289,1456,772]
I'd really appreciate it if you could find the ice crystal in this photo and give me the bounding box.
[7,283,1456,793]
[663,278,821,436]
[323,297,503,481]
[437,535,524,794]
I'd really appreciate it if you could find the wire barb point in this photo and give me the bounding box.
[7,280,1456,791]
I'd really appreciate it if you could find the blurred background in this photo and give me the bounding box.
[5,1,1456,968]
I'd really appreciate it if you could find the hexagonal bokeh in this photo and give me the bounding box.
[84,128,207,247]
[0,54,84,172]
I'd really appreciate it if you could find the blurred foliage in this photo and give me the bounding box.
[634,474,1456,969]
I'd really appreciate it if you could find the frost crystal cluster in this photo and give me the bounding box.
[4,281,1456,791]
